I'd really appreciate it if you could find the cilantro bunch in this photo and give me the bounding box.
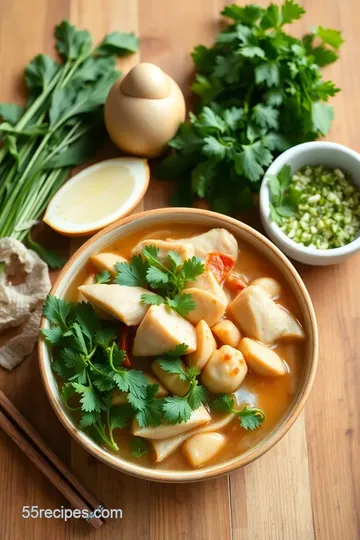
[115,246,205,317]
[157,1,343,215]
[212,394,266,430]
[0,21,138,266]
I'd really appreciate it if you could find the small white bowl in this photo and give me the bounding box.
[259,142,360,265]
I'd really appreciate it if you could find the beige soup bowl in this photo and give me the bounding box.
[39,208,318,483]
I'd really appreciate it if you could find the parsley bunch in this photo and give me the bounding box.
[115,246,205,317]
[212,394,266,430]
[157,1,343,214]
[42,295,148,452]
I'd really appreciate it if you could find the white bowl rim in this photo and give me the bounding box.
[38,207,318,482]
[260,141,360,259]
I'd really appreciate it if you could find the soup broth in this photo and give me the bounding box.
[64,223,306,471]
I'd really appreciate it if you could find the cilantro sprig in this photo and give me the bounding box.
[267,164,302,224]
[96,270,111,284]
[115,246,205,317]
[157,1,343,214]
[157,344,209,424]
[211,394,265,431]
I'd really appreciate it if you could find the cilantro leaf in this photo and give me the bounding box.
[109,404,134,431]
[281,0,305,24]
[96,270,111,284]
[160,343,189,358]
[96,32,139,56]
[268,164,300,224]
[41,326,64,346]
[311,102,334,136]
[156,358,188,380]
[27,233,66,269]
[115,255,148,287]
[140,293,164,306]
[255,63,280,88]
[146,265,169,286]
[79,411,100,429]
[94,327,117,349]
[187,383,208,410]
[141,245,160,267]
[72,382,105,412]
[75,302,100,341]
[314,26,344,49]
[211,394,265,431]
[179,256,205,284]
[168,250,183,271]
[129,437,148,458]
[162,396,193,425]
[166,293,196,317]
[43,296,72,329]
[135,385,164,428]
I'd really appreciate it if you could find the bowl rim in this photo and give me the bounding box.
[39,207,318,482]
[259,141,360,260]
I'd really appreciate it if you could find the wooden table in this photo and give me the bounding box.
[0,0,359,538]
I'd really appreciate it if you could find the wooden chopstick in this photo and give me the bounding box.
[0,390,105,529]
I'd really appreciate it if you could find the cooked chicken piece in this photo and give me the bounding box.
[133,304,196,356]
[278,309,306,341]
[186,320,217,371]
[239,338,286,377]
[251,277,281,299]
[183,432,226,467]
[229,285,287,344]
[201,345,248,394]
[152,412,235,462]
[77,275,113,319]
[152,358,190,396]
[90,252,127,276]
[212,320,242,348]
[229,285,305,344]
[112,374,168,405]
[184,288,227,327]
[132,404,210,439]
[185,269,228,305]
[168,228,238,260]
[131,239,194,266]
[78,284,154,326]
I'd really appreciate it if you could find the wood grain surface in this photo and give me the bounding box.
[0,1,359,539]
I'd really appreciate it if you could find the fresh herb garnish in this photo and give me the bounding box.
[211,394,265,431]
[27,232,66,269]
[0,20,138,260]
[116,247,205,317]
[96,270,111,284]
[157,344,209,424]
[267,165,301,224]
[157,1,343,214]
[129,436,149,458]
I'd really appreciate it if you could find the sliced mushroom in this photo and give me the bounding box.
[239,337,286,376]
[212,320,242,348]
[152,411,235,462]
[78,284,155,326]
[201,345,248,394]
[186,320,216,371]
[182,432,226,467]
[133,304,196,356]
[184,288,227,328]
[131,239,194,266]
[91,252,127,276]
[132,404,210,439]
[251,277,282,299]
[168,228,238,260]
[185,269,228,305]
[152,358,190,396]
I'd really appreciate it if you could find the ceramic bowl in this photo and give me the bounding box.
[260,141,360,265]
[39,208,318,482]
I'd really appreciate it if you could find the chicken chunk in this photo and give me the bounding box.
[90,252,127,276]
[132,404,210,439]
[239,338,286,376]
[168,228,238,260]
[152,412,235,462]
[78,284,154,326]
[251,277,281,299]
[131,239,194,266]
[111,374,168,405]
[152,358,190,396]
[229,285,305,344]
[184,288,227,327]
[186,320,217,370]
[212,320,242,348]
[201,345,248,394]
[77,274,96,302]
[183,432,226,467]
[185,269,228,305]
[133,304,196,356]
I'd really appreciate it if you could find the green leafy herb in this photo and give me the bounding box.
[115,255,149,288]
[267,165,301,224]
[0,20,138,261]
[129,436,149,458]
[96,270,111,284]
[211,394,265,431]
[157,345,208,424]
[27,232,66,269]
[157,1,343,214]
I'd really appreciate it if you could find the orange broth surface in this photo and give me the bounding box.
[66,223,306,471]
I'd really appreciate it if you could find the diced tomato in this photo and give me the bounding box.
[206,252,235,284]
[119,325,131,367]
[225,272,247,294]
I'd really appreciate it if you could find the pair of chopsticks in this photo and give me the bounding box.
[0,390,105,529]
